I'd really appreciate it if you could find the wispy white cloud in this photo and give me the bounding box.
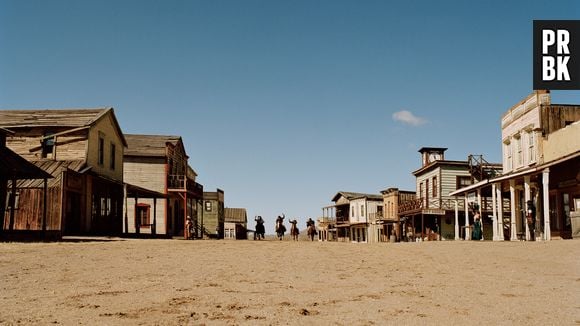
[392,110,428,127]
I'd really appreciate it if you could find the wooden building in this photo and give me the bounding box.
[451,91,580,241]
[318,206,336,241]
[398,147,501,241]
[123,134,203,238]
[224,208,247,240]
[203,189,225,239]
[0,128,54,239]
[379,188,415,241]
[0,108,127,236]
[323,192,383,243]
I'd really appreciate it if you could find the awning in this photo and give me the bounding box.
[0,147,53,180]
[449,151,580,196]
[125,183,166,198]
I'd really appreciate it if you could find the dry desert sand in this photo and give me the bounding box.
[1,238,579,325]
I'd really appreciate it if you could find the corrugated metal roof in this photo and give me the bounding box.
[225,208,247,223]
[14,160,86,188]
[124,134,181,157]
[0,108,111,128]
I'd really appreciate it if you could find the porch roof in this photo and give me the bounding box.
[449,150,580,196]
[0,147,53,180]
[125,183,166,198]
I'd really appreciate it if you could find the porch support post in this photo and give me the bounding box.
[183,192,188,239]
[464,196,469,240]
[492,183,498,241]
[524,176,531,240]
[496,183,504,241]
[9,177,16,231]
[42,178,48,238]
[477,188,483,240]
[421,213,424,241]
[135,196,140,235]
[509,179,517,241]
[454,199,459,240]
[123,184,128,234]
[542,169,550,241]
[153,197,157,236]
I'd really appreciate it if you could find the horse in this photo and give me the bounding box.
[289,220,299,241]
[254,216,265,240]
[306,219,317,241]
[307,224,317,241]
[275,214,286,241]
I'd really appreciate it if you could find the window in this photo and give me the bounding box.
[351,206,354,217]
[205,201,212,212]
[419,182,423,200]
[457,176,472,190]
[377,205,383,218]
[136,204,150,226]
[515,135,522,167]
[505,142,513,171]
[433,176,438,197]
[425,179,429,199]
[110,143,116,170]
[98,135,105,166]
[41,133,55,159]
[360,205,364,217]
[5,191,19,210]
[528,131,535,163]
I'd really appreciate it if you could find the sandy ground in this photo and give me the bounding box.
[0,238,579,325]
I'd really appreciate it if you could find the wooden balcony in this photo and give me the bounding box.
[167,174,203,198]
[398,197,501,216]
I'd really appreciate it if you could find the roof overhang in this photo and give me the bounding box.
[449,150,580,196]
[125,183,167,198]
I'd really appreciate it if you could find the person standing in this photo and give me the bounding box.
[472,211,482,241]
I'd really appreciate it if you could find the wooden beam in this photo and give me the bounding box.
[9,177,16,231]
[42,178,47,238]
[38,126,90,140]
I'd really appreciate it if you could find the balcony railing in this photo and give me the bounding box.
[336,216,350,224]
[168,174,185,189]
[398,197,504,215]
[317,217,336,224]
[168,175,203,197]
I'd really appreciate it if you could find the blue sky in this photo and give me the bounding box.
[1,0,579,229]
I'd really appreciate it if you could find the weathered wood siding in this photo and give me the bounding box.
[441,166,471,199]
[126,197,167,234]
[124,160,166,192]
[124,159,168,234]
[87,113,124,182]
[416,167,439,200]
[416,165,470,210]
[3,186,62,231]
[5,128,88,161]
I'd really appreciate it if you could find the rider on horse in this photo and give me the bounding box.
[254,215,265,240]
[275,214,286,240]
[306,217,317,241]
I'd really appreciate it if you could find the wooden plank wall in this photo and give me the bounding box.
[542,105,580,135]
[3,186,62,231]
[7,129,87,161]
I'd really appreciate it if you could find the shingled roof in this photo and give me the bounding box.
[0,108,111,128]
[124,134,182,157]
[0,108,127,146]
[225,208,247,224]
[331,191,383,202]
